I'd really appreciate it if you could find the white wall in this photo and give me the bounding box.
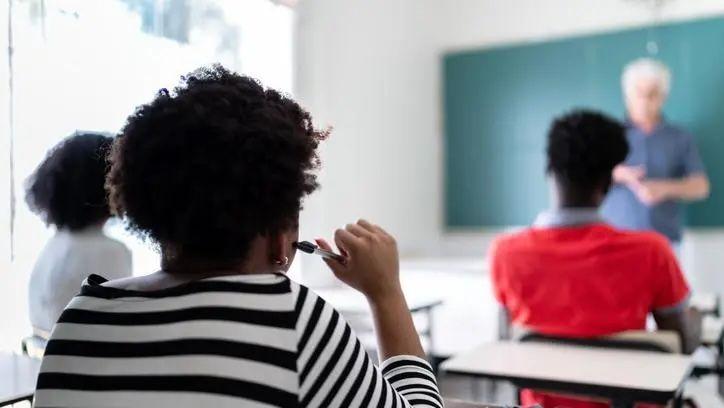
[293,0,724,282]
[294,0,443,285]
[436,0,724,52]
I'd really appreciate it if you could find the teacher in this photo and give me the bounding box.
[602,58,710,246]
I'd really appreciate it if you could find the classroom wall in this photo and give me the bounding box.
[294,0,724,280]
[294,0,442,284]
[435,0,724,52]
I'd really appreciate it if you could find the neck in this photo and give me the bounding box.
[558,200,599,209]
[161,251,275,279]
[632,116,660,134]
[557,189,601,209]
[552,177,606,208]
[162,258,242,275]
[158,235,288,280]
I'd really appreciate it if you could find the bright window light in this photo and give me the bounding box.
[1,0,293,351]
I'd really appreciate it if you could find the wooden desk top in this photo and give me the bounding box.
[442,341,692,403]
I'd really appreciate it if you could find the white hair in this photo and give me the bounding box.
[621,58,671,97]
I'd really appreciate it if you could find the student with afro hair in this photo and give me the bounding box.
[33,66,442,408]
[489,110,700,408]
[26,132,132,339]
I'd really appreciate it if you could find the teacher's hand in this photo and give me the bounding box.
[613,165,646,187]
[634,180,672,206]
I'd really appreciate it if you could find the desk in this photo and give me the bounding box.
[443,399,504,408]
[315,287,442,314]
[0,353,40,406]
[442,341,693,408]
[315,287,443,352]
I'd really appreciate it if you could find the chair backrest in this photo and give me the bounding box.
[514,328,681,354]
[607,330,681,354]
[21,335,48,359]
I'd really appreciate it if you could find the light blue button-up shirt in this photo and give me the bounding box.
[601,120,705,243]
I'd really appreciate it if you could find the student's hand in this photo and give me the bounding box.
[635,180,672,206]
[316,220,402,303]
[613,165,646,187]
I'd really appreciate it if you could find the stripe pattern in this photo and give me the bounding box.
[34,273,442,407]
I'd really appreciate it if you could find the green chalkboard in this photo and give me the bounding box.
[444,16,724,227]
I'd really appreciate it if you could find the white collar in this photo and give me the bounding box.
[533,208,604,228]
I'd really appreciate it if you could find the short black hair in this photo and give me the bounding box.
[25,132,114,231]
[107,65,327,261]
[546,110,628,196]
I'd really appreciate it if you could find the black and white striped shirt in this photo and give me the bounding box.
[34,273,443,407]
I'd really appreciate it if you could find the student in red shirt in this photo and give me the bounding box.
[489,110,702,408]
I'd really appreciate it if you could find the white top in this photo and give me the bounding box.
[34,274,442,408]
[28,226,132,334]
[0,353,40,404]
[442,341,692,392]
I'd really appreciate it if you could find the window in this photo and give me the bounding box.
[1,0,293,350]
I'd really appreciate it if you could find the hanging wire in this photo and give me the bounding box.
[643,0,678,56]
[625,0,674,55]
[646,0,664,56]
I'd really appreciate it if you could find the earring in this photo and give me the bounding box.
[275,256,289,267]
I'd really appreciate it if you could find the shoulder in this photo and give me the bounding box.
[609,226,672,255]
[70,231,130,256]
[288,280,349,331]
[489,228,537,274]
[490,228,534,254]
[95,235,133,270]
[98,234,131,254]
[79,273,294,303]
[661,122,694,141]
[288,279,331,316]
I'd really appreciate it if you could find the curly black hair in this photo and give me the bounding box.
[25,132,114,231]
[107,65,328,261]
[547,110,628,195]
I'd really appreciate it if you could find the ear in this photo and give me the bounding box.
[268,226,300,271]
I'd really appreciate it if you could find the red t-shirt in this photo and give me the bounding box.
[490,223,689,408]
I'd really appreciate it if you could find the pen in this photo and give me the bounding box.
[293,241,347,263]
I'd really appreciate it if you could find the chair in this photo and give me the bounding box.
[514,329,683,408]
[691,315,724,396]
[21,332,49,359]
[514,328,681,353]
